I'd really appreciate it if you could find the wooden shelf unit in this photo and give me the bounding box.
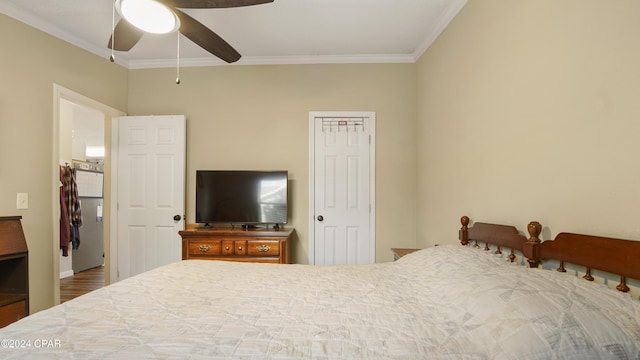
[179,226,293,264]
[0,216,29,328]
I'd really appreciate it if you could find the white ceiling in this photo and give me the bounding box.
[0,0,467,69]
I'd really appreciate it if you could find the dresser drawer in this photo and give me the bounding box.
[247,240,280,257]
[221,240,247,255]
[234,240,247,255]
[188,241,221,256]
[0,299,27,328]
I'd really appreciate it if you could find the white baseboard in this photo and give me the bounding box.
[59,270,74,279]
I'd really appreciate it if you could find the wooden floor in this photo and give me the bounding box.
[60,266,105,303]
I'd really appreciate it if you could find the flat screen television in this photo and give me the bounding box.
[196,170,288,227]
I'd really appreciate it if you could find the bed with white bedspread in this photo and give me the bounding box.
[1,241,639,359]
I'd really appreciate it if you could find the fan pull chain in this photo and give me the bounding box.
[109,0,115,62]
[176,32,181,84]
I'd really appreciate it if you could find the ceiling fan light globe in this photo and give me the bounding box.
[116,0,180,34]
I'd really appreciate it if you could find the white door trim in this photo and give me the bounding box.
[109,118,120,284]
[308,111,376,265]
[52,84,125,304]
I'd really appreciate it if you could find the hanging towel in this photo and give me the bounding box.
[59,166,70,256]
[62,165,82,250]
[62,165,82,227]
[70,225,81,250]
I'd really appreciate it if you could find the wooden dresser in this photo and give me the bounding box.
[0,216,29,328]
[179,226,293,264]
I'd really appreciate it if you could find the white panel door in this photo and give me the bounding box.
[310,112,375,265]
[115,115,185,281]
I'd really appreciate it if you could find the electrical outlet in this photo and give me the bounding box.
[16,193,28,210]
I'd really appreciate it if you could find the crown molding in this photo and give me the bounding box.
[127,54,417,69]
[1,0,467,69]
[0,2,127,66]
[412,0,468,60]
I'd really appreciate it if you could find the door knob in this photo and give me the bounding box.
[173,214,182,221]
[317,215,324,222]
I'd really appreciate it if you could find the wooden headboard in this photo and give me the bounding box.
[458,215,537,262]
[524,231,640,293]
[460,215,640,294]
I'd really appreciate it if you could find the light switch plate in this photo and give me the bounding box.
[17,193,28,210]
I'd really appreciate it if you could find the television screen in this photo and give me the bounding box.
[196,170,288,225]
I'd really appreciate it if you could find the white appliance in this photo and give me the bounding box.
[72,166,104,273]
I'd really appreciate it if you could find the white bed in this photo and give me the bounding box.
[1,241,639,359]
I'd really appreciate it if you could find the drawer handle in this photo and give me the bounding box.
[237,246,243,251]
[256,245,271,252]
[198,245,211,252]
[225,246,230,251]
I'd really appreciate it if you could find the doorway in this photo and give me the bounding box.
[58,100,105,279]
[308,111,376,265]
[52,84,125,305]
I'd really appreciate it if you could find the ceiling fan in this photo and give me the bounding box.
[107,0,274,63]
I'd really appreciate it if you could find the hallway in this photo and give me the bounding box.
[60,266,104,303]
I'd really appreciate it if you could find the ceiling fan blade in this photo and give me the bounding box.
[107,19,144,51]
[174,9,241,63]
[161,0,273,9]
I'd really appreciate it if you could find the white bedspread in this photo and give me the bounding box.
[1,245,639,359]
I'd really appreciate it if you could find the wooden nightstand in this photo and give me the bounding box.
[390,248,420,261]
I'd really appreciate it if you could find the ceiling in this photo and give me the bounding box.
[0,0,467,69]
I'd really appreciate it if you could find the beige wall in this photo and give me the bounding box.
[4,0,639,314]
[0,14,128,312]
[128,64,418,264]
[1,12,417,312]
[416,0,640,246]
